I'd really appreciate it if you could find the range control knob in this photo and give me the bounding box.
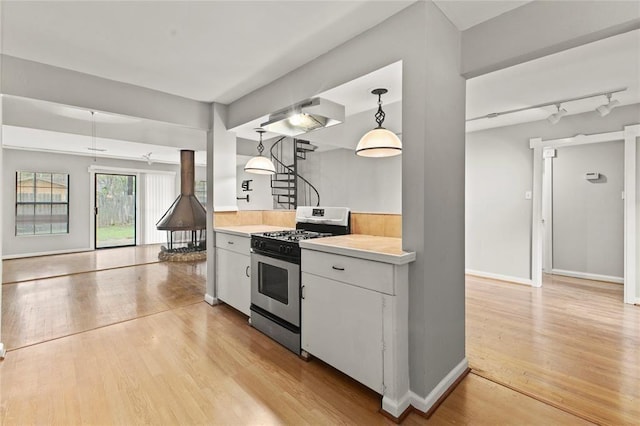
[259,241,266,249]
[252,240,258,248]
[279,244,285,253]
[285,246,293,254]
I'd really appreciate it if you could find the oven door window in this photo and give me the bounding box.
[258,262,289,305]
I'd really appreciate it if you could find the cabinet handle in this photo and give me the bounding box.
[301,285,305,299]
[332,266,345,271]
[245,266,250,277]
[227,241,234,245]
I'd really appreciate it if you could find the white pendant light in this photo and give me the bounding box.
[356,88,402,157]
[244,128,276,175]
[596,93,620,117]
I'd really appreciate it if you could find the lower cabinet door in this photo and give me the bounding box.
[301,272,383,393]
[216,248,251,316]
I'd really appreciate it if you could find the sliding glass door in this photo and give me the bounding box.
[95,173,136,249]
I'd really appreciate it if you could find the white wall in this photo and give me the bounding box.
[466,103,640,281]
[235,165,273,210]
[2,148,181,257]
[212,103,237,211]
[553,142,624,279]
[297,148,401,213]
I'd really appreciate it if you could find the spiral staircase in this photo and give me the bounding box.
[269,137,320,209]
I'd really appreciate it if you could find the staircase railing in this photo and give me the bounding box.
[269,137,320,209]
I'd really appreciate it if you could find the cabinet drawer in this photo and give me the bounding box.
[301,250,394,295]
[215,232,250,255]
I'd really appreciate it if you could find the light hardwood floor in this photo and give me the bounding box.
[466,273,639,425]
[1,249,634,424]
[2,244,163,284]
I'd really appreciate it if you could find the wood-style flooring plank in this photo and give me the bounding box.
[2,244,163,284]
[466,273,640,425]
[0,302,587,425]
[1,260,205,350]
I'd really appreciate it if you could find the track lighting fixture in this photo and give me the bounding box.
[356,88,402,157]
[467,87,626,124]
[244,128,276,175]
[547,104,568,125]
[596,93,620,117]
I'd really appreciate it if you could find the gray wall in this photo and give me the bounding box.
[297,148,401,213]
[553,142,624,278]
[2,148,181,257]
[466,103,640,280]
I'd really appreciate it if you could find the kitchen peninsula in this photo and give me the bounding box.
[214,216,415,419]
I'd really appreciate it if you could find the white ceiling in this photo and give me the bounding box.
[466,29,640,132]
[1,1,532,106]
[1,1,414,104]
[433,0,533,31]
[1,1,636,161]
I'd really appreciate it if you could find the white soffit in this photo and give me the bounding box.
[2,125,207,166]
[466,29,640,132]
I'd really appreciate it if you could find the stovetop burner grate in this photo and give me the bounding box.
[261,230,333,241]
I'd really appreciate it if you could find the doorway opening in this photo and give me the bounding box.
[95,173,137,249]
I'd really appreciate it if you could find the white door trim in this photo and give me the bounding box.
[623,125,639,304]
[530,125,638,304]
[542,151,554,273]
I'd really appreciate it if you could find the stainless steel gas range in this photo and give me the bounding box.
[249,207,350,354]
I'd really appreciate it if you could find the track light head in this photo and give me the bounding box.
[547,104,567,125]
[596,93,620,117]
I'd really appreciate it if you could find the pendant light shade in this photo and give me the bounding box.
[356,88,401,157]
[245,128,276,175]
[357,128,402,157]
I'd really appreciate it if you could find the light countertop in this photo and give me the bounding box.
[299,234,416,265]
[214,225,293,237]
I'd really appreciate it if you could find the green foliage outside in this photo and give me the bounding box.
[96,224,134,243]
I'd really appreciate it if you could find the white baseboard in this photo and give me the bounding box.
[3,247,93,260]
[0,343,6,360]
[552,269,623,284]
[204,294,219,306]
[382,391,412,419]
[465,269,533,286]
[410,358,468,414]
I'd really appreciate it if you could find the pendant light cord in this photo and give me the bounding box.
[257,136,264,155]
[256,129,265,156]
[375,92,386,128]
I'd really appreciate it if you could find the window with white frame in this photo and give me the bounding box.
[16,171,69,235]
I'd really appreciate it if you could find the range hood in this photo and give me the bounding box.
[156,150,207,231]
[261,97,345,137]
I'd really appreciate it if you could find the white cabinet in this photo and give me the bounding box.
[302,272,384,393]
[301,247,411,418]
[215,232,251,316]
